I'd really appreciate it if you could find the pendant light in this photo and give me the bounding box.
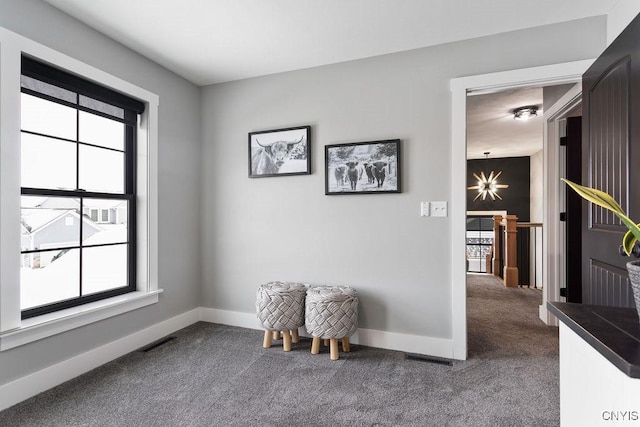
[467,152,509,201]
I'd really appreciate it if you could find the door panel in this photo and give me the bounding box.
[581,13,640,308]
[589,260,634,307]
[589,58,629,232]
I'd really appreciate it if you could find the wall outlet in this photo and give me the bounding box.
[420,202,430,217]
[431,201,447,217]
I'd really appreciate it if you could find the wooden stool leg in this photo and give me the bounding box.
[291,329,299,343]
[324,339,330,347]
[282,330,292,351]
[311,337,321,355]
[341,337,350,352]
[272,331,280,340]
[263,330,272,348]
[329,338,339,360]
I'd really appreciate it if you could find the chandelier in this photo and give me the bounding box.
[467,152,509,201]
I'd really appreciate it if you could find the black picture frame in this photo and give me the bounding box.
[325,139,401,195]
[248,125,311,178]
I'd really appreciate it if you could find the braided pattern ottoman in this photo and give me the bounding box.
[256,281,307,351]
[305,285,358,360]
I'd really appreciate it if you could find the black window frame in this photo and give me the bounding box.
[466,216,494,273]
[20,56,144,319]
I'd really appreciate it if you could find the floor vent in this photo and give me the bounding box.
[404,353,454,366]
[140,336,176,352]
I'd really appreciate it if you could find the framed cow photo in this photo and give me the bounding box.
[248,125,311,178]
[325,139,401,195]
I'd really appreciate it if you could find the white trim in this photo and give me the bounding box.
[0,290,163,351]
[0,35,23,332]
[0,25,160,344]
[199,308,454,359]
[350,328,453,358]
[0,308,199,412]
[466,210,508,217]
[541,83,583,326]
[199,307,262,330]
[450,59,594,360]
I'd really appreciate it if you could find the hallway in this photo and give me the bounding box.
[467,273,558,358]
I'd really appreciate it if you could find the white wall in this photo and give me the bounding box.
[200,16,607,354]
[559,323,640,425]
[607,0,640,44]
[0,0,201,386]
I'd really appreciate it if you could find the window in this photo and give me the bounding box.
[0,29,159,351]
[466,216,494,273]
[19,57,144,319]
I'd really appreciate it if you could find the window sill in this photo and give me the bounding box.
[0,289,163,351]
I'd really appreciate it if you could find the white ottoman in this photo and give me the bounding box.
[305,285,358,360]
[256,281,307,351]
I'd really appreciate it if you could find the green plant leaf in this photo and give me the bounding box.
[561,179,625,213]
[562,178,640,256]
[623,229,638,256]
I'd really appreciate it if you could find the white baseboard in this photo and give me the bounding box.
[350,328,454,359]
[1,306,455,412]
[539,303,559,327]
[199,307,262,330]
[199,307,454,359]
[0,308,200,412]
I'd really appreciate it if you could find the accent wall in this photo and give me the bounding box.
[466,156,531,221]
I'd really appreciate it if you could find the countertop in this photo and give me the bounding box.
[548,302,640,378]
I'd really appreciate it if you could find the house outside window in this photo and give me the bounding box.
[0,29,159,351]
[19,57,144,319]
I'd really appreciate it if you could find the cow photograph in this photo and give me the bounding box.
[248,125,311,177]
[325,139,400,195]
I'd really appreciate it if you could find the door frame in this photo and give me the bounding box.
[541,83,583,325]
[450,60,594,360]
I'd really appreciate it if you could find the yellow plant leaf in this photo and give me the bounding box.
[623,226,640,256]
[561,179,624,213]
[562,179,640,256]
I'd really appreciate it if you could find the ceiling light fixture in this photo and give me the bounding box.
[513,105,538,121]
[467,152,509,201]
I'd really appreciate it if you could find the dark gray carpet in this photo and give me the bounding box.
[0,275,559,426]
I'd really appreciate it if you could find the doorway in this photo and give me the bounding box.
[464,84,582,357]
[450,61,592,360]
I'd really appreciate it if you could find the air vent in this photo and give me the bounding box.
[404,353,454,366]
[139,336,176,352]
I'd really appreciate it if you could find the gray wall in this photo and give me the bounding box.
[543,83,576,113]
[0,0,201,385]
[0,0,609,386]
[200,17,607,339]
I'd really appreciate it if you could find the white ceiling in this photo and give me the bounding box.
[42,0,614,159]
[44,0,618,86]
[466,87,544,160]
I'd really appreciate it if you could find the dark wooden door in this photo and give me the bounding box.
[565,116,582,303]
[581,13,640,308]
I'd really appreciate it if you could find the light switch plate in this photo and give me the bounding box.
[420,202,430,217]
[431,201,447,217]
